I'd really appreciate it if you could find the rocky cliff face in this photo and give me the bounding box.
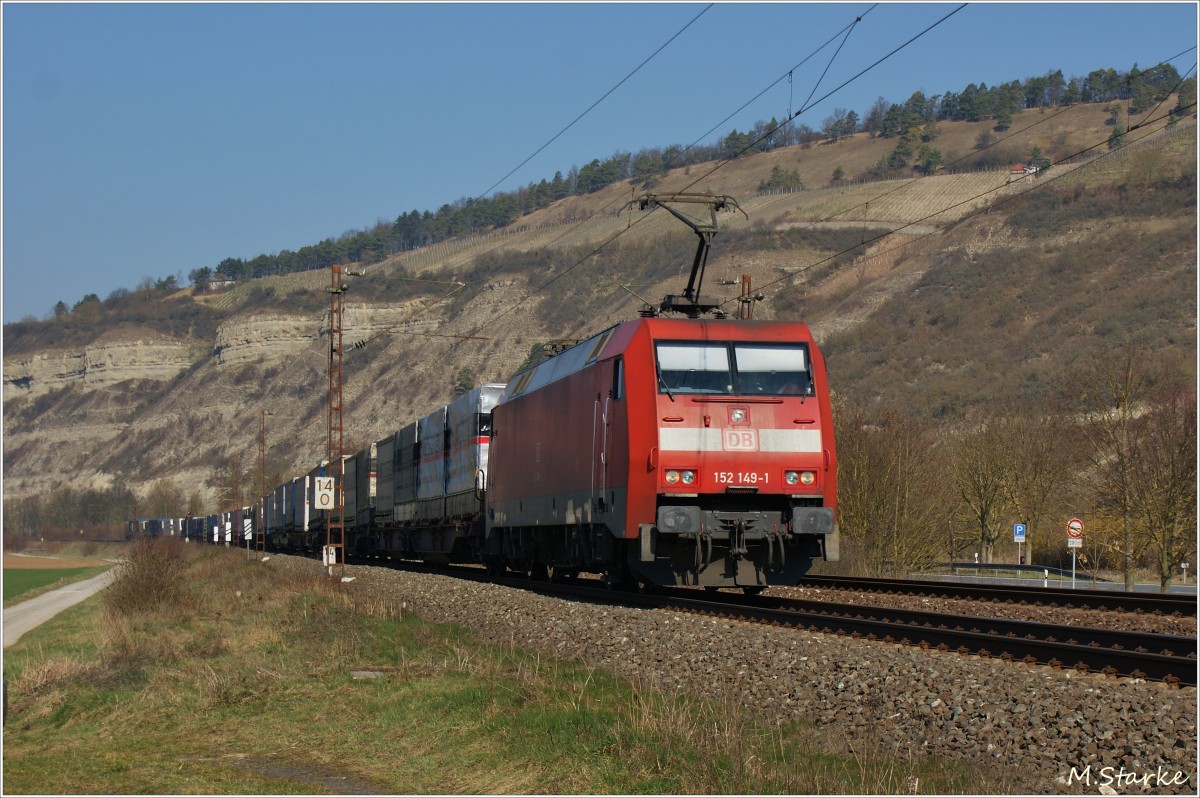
[3,337,197,402]
[3,303,427,397]
[0,297,493,505]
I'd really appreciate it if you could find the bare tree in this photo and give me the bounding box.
[1075,344,1148,590]
[187,490,205,517]
[952,417,1012,564]
[836,402,949,575]
[143,478,184,518]
[1129,385,1197,591]
[992,403,1081,564]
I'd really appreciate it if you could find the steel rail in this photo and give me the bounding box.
[797,574,1198,616]
[286,552,1198,686]
[647,588,1198,687]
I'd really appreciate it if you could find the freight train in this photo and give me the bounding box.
[130,315,838,592]
[129,195,839,591]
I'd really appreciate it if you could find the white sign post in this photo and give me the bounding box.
[1067,518,1084,588]
[1014,523,1026,565]
[314,477,335,511]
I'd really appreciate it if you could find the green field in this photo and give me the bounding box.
[2,540,992,794]
[3,566,107,604]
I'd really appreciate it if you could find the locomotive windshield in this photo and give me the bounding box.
[655,341,813,396]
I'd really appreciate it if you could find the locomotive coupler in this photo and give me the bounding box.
[729,519,748,558]
[692,527,714,571]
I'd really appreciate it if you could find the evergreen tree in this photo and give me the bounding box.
[916,145,943,174]
[721,129,750,159]
[959,83,983,122]
[758,166,804,192]
[993,106,1013,132]
[1173,77,1196,122]
[1062,78,1081,105]
[453,367,475,396]
[862,96,890,136]
[842,110,859,136]
[887,134,915,169]
[880,103,906,137]
[188,266,212,287]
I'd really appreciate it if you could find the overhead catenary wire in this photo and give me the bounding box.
[473,3,715,202]
[466,3,957,337]
[522,3,881,258]
[672,3,970,196]
[682,4,879,161]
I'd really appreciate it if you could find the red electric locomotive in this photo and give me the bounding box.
[485,315,837,590]
[486,192,836,591]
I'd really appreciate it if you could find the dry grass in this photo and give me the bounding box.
[3,549,993,794]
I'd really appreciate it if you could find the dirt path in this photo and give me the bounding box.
[3,569,116,648]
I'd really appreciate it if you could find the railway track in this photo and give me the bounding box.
[657,589,1198,688]
[307,552,1200,686]
[797,574,1198,616]
[506,576,1196,688]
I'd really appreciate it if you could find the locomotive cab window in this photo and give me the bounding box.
[655,343,732,394]
[655,341,812,397]
[733,344,813,396]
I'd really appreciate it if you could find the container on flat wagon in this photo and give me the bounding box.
[354,443,376,530]
[416,407,447,521]
[394,421,420,523]
[374,433,396,526]
[270,484,287,534]
[343,453,358,520]
[445,384,506,519]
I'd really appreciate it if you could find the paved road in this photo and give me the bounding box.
[3,569,117,649]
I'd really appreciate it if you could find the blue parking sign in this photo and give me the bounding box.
[1013,523,1026,542]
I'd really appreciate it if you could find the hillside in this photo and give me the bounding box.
[2,103,1195,519]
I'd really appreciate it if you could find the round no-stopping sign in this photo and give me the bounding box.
[1067,518,1084,538]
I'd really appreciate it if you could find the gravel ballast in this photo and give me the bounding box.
[276,557,1197,794]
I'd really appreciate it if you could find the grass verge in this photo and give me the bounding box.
[3,566,111,606]
[3,540,989,794]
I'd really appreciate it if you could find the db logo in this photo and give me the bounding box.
[723,429,758,451]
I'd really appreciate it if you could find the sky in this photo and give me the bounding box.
[2,1,1197,323]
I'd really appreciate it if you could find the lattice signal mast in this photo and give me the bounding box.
[257,408,267,555]
[326,264,347,578]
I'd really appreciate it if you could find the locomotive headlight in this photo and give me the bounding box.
[665,470,681,485]
[680,470,696,485]
[730,408,747,424]
[785,471,800,486]
[785,471,817,486]
[799,471,816,486]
